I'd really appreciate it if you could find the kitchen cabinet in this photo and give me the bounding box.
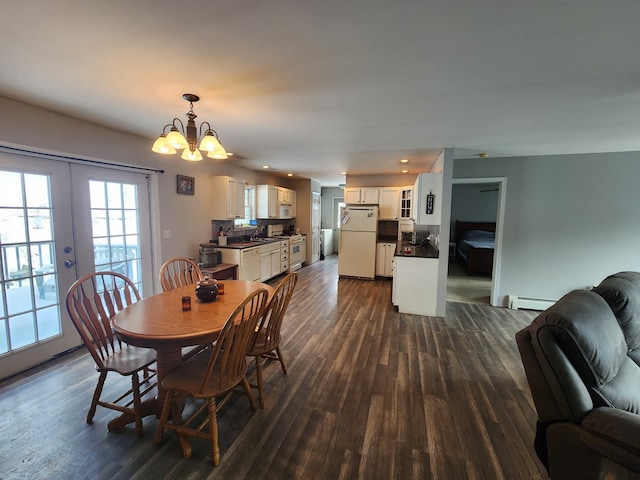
[218,246,261,281]
[344,187,379,204]
[256,184,278,219]
[280,239,289,272]
[257,185,297,219]
[378,188,399,220]
[393,256,438,315]
[278,187,293,205]
[376,242,395,277]
[211,176,245,220]
[399,187,413,219]
[290,190,297,218]
[260,242,282,281]
[413,173,443,225]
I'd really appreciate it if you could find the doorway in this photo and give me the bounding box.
[0,153,153,379]
[447,178,506,306]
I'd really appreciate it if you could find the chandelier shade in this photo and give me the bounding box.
[152,94,228,161]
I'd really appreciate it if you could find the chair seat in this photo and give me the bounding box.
[247,330,280,356]
[100,345,157,375]
[161,350,247,399]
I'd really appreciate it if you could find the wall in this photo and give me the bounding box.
[453,151,640,306]
[450,183,499,238]
[346,174,417,188]
[320,187,344,229]
[0,96,286,265]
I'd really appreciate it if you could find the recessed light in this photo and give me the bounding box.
[477,153,489,158]
[287,173,294,177]
[400,158,409,164]
[401,169,408,173]
[341,171,347,175]
[262,165,270,169]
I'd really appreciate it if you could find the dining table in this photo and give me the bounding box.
[111,280,274,432]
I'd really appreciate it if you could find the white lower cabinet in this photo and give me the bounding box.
[376,242,396,277]
[393,256,438,316]
[260,242,282,281]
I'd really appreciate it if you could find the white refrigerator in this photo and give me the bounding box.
[338,205,378,279]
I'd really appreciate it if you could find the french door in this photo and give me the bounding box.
[0,153,153,379]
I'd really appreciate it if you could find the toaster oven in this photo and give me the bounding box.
[401,231,417,244]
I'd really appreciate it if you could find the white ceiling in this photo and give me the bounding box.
[1,1,639,186]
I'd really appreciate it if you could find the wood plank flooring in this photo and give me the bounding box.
[0,254,546,480]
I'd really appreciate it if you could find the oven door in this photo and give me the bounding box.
[290,241,303,271]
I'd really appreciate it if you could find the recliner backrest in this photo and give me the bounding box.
[529,290,640,422]
[593,271,640,365]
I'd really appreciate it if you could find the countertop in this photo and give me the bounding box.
[395,241,439,259]
[214,238,284,249]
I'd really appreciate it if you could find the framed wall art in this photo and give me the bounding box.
[177,175,195,195]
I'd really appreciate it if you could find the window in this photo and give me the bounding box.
[234,185,256,228]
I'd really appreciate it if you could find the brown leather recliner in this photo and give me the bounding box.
[516,282,640,479]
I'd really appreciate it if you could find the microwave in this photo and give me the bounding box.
[401,231,417,244]
[279,203,292,219]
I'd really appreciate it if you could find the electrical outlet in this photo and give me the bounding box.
[162,230,171,239]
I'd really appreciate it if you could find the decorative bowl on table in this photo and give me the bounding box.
[195,276,218,302]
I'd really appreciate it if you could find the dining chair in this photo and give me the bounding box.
[154,287,269,466]
[159,257,208,360]
[159,257,203,292]
[65,271,157,436]
[247,272,298,408]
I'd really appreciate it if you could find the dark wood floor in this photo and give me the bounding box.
[0,254,546,480]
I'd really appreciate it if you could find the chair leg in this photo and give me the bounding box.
[87,371,107,424]
[242,376,258,411]
[207,398,220,466]
[154,389,174,446]
[254,356,265,409]
[275,346,288,374]
[131,372,143,436]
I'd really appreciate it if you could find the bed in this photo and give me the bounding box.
[454,221,496,275]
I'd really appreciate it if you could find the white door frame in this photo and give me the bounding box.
[451,177,507,307]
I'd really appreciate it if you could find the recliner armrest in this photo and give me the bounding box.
[580,407,640,472]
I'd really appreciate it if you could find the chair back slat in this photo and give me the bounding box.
[250,272,298,354]
[66,271,141,368]
[159,257,203,292]
[199,288,268,394]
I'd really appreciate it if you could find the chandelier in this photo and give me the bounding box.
[151,93,228,161]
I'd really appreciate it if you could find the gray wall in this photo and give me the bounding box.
[320,187,344,229]
[453,151,640,306]
[450,183,499,239]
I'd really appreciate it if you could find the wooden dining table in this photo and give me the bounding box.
[111,280,274,431]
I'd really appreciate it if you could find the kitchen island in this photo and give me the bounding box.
[392,241,440,316]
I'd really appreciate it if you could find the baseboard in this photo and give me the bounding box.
[508,295,555,311]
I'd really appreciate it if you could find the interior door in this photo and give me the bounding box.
[0,154,153,379]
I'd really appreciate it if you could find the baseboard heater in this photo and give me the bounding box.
[508,295,556,311]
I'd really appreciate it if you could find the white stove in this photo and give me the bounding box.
[266,225,304,270]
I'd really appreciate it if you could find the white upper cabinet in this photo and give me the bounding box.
[344,187,379,204]
[256,184,278,219]
[378,188,400,219]
[413,173,443,225]
[211,176,245,220]
[257,185,297,219]
[399,187,413,220]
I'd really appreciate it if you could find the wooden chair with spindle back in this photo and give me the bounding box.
[65,271,157,436]
[154,287,269,466]
[159,257,203,292]
[247,271,298,408]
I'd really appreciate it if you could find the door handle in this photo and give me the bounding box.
[64,260,76,268]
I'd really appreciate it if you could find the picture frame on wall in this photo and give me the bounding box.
[177,175,195,195]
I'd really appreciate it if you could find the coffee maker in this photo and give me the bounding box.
[199,243,221,267]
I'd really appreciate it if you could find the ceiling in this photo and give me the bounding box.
[1,1,639,186]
